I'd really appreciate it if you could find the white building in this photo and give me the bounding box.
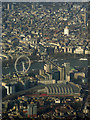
[64,26,69,36]
[74,47,84,54]
[85,50,90,54]
[44,63,51,73]
[55,99,60,103]
[38,79,56,84]
[5,84,15,95]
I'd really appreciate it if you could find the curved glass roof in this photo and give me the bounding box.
[45,82,80,95]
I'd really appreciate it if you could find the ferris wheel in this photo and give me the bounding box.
[15,55,31,75]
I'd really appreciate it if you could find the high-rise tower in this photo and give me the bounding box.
[63,63,70,82]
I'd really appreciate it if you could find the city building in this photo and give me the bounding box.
[64,26,69,36]
[1,2,89,119]
[5,84,15,95]
[74,72,86,79]
[38,79,56,84]
[27,104,37,118]
[74,46,84,54]
[59,66,65,81]
[37,82,81,96]
[63,63,70,82]
[44,63,52,73]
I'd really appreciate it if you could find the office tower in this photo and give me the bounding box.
[39,69,44,75]
[32,4,34,9]
[31,19,33,25]
[51,64,54,70]
[63,63,70,81]
[7,3,9,10]
[59,66,65,81]
[64,63,70,75]
[27,104,37,118]
[7,3,13,10]
[84,12,88,26]
[12,4,14,10]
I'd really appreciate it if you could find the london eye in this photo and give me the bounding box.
[15,55,31,75]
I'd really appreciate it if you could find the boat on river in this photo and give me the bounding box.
[79,58,88,61]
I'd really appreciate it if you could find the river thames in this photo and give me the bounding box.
[2,56,88,75]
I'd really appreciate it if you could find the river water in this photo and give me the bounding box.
[2,57,88,75]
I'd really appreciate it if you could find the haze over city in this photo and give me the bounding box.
[1,2,90,120]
